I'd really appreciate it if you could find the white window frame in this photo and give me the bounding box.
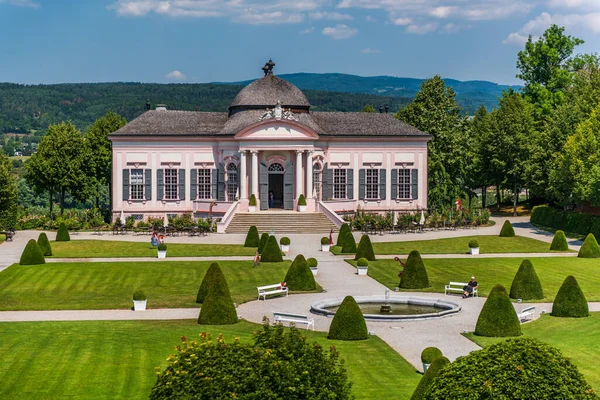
[365,169,379,200]
[226,163,238,201]
[197,169,212,200]
[398,169,412,200]
[130,169,144,201]
[333,169,347,199]
[164,169,179,200]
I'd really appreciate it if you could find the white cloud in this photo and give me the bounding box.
[406,23,438,34]
[0,0,39,7]
[165,70,186,81]
[442,23,461,33]
[235,11,303,24]
[309,11,353,20]
[365,15,377,22]
[430,6,457,19]
[391,17,411,26]
[503,32,532,45]
[504,11,600,45]
[300,26,315,34]
[549,0,600,11]
[361,47,381,54]
[322,24,358,39]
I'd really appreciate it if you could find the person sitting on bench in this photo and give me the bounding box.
[463,276,478,298]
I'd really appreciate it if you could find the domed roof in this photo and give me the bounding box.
[229,75,310,110]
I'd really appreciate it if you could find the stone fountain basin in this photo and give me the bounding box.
[310,295,461,321]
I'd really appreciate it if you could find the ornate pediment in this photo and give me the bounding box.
[259,100,298,122]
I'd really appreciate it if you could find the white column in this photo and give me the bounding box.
[295,150,303,198]
[306,151,314,199]
[239,151,247,199]
[251,151,259,197]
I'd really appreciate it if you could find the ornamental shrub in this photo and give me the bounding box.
[56,222,70,241]
[283,258,316,291]
[509,259,544,300]
[150,322,352,399]
[321,236,330,245]
[197,263,238,325]
[158,243,167,251]
[307,257,318,268]
[424,338,598,399]
[356,257,368,267]
[411,357,450,400]
[531,205,600,240]
[244,225,260,247]
[468,239,479,249]
[578,233,600,258]
[196,262,222,304]
[19,239,45,265]
[499,220,515,237]
[355,234,376,261]
[400,250,429,289]
[280,237,290,246]
[328,296,368,341]
[336,223,350,247]
[550,230,569,251]
[37,232,52,256]
[258,232,269,254]
[249,194,257,206]
[341,232,357,253]
[133,290,147,300]
[421,347,443,364]
[298,194,307,206]
[261,235,283,262]
[474,284,521,337]
[551,275,589,318]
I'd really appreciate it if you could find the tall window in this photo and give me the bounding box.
[398,169,411,199]
[197,169,211,199]
[226,163,238,201]
[333,169,347,199]
[130,169,144,200]
[313,163,322,200]
[366,169,379,199]
[164,169,178,200]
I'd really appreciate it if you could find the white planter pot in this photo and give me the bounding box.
[158,250,167,259]
[298,205,307,212]
[470,247,479,255]
[321,244,330,252]
[133,300,147,311]
[310,267,318,276]
[280,244,290,252]
[423,363,430,373]
[248,205,256,213]
[357,266,369,276]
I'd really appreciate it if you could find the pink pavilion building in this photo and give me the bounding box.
[109,61,431,232]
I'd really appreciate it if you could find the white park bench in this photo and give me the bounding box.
[445,281,478,297]
[273,312,315,330]
[257,283,288,301]
[517,305,536,323]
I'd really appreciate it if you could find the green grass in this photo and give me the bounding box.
[465,313,600,391]
[331,235,570,255]
[0,233,5,243]
[354,256,600,301]
[0,320,420,400]
[50,240,256,258]
[0,260,292,310]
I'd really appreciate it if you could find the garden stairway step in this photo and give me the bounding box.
[225,212,337,234]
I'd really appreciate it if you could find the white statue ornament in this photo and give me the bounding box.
[259,100,298,122]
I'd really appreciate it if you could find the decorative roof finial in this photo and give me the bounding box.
[263,59,275,76]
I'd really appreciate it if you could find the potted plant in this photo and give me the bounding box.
[280,237,290,252]
[321,236,330,252]
[158,243,167,258]
[421,347,443,373]
[133,290,147,311]
[357,257,369,275]
[248,194,257,213]
[298,194,307,212]
[468,239,480,255]
[308,257,318,275]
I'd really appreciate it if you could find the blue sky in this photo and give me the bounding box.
[0,0,598,85]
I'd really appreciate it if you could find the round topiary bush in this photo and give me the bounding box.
[158,243,167,251]
[283,258,316,291]
[550,230,569,251]
[423,338,597,399]
[421,347,443,365]
[56,222,70,241]
[355,234,376,261]
[356,257,369,267]
[551,275,589,318]
[258,232,269,254]
[474,284,521,337]
[19,239,46,265]
[578,233,600,258]
[468,239,479,249]
[196,262,222,304]
[197,263,238,325]
[400,250,429,289]
[244,225,260,247]
[341,232,357,253]
[498,220,515,237]
[307,257,318,268]
[321,236,330,245]
[261,235,283,262]
[336,223,350,247]
[509,259,544,300]
[328,296,368,341]
[411,357,450,400]
[37,232,52,256]
[280,237,290,246]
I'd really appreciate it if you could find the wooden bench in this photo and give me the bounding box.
[445,281,478,297]
[257,283,288,301]
[517,305,536,323]
[273,312,314,330]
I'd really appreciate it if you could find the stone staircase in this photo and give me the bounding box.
[225,211,338,234]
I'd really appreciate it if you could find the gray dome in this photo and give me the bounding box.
[229,75,310,109]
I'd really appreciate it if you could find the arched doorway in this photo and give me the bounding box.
[268,162,285,208]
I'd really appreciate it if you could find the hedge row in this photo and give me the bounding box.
[531,206,600,238]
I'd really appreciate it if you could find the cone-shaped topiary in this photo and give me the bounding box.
[355,234,376,261]
[244,225,260,248]
[578,233,600,258]
[341,232,357,253]
[509,259,544,300]
[197,263,238,325]
[336,223,350,247]
[258,232,269,254]
[328,296,368,340]
[56,222,70,241]
[411,356,450,400]
[550,230,569,251]
[499,220,515,237]
[261,235,283,262]
[475,284,521,337]
[37,232,52,256]
[400,250,429,289]
[19,239,46,265]
[283,259,316,291]
[196,262,221,304]
[551,275,589,318]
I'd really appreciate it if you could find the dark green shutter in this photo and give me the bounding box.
[411,169,418,200]
[190,169,197,200]
[358,169,365,200]
[122,169,129,201]
[178,169,185,200]
[347,169,354,200]
[157,169,164,201]
[260,162,268,210]
[211,169,218,199]
[217,163,225,201]
[323,163,333,200]
[391,169,398,200]
[145,169,152,200]
[379,169,386,200]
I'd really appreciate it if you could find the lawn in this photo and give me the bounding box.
[465,313,600,391]
[0,260,292,310]
[0,233,5,243]
[331,235,569,255]
[352,256,600,301]
[0,320,421,400]
[50,240,256,258]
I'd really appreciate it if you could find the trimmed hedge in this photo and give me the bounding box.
[341,232,357,253]
[531,205,600,239]
[509,259,544,300]
[421,347,443,364]
[356,257,368,267]
[550,230,569,251]
[261,235,283,262]
[307,257,318,268]
[499,220,515,237]
[37,232,52,256]
[400,250,429,289]
[158,243,167,251]
[244,225,260,247]
[284,258,316,291]
[258,232,269,254]
[197,263,238,325]
[328,296,368,341]
[280,237,290,246]
[336,223,350,247]
[475,284,521,337]
[468,239,479,249]
[354,234,376,261]
[578,233,600,258]
[411,357,449,400]
[19,239,46,265]
[56,222,70,242]
[321,237,330,245]
[196,262,221,304]
[551,275,589,318]
[133,290,147,300]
